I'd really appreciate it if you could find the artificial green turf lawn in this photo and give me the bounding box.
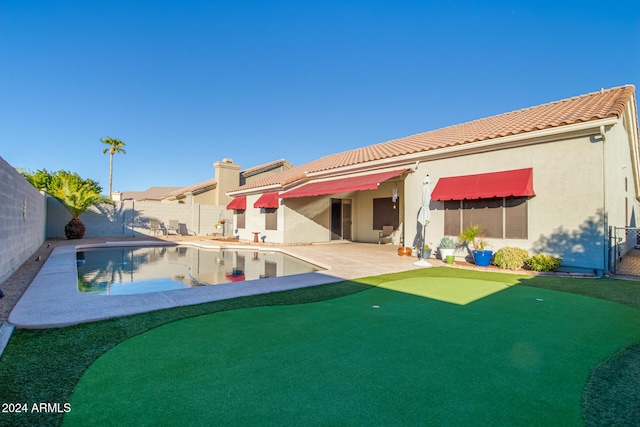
[62,277,640,426]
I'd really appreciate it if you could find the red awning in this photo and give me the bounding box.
[253,192,280,208]
[431,168,535,201]
[226,196,246,210]
[280,169,409,199]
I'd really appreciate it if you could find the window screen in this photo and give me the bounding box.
[443,197,529,239]
[373,197,400,230]
[265,208,277,230]
[236,210,245,229]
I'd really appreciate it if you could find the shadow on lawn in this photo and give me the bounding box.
[0,267,638,426]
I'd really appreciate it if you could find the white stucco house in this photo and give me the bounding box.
[227,85,640,275]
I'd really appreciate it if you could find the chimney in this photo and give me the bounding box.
[213,158,241,206]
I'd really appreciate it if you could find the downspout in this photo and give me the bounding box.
[600,125,608,276]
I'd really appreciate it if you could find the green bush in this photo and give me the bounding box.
[438,237,456,249]
[492,247,530,270]
[526,254,562,272]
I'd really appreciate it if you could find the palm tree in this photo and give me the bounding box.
[50,174,108,239]
[101,137,126,199]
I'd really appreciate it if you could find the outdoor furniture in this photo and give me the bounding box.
[178,223,193,236]
[149,219,166,236]
[379,225,394,244]
[167,220,180,235]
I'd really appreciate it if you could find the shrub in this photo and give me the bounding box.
[526,254,562,272]
[438,237,456,249]
[493,247,530,270]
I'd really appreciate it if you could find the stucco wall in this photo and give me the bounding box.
[0,156,46,286]
[282,196,331,243]
[406,131,608,272]
[353,179,405,244]
[233,194,284,243]
[603,117,640,228]
[47,198,231,238]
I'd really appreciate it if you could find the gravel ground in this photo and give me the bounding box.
[0,239,65,325]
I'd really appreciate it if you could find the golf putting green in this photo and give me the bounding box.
[378,276,513,304]
[63,279,640,426]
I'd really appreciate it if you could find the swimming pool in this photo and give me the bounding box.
[77,245,321,295]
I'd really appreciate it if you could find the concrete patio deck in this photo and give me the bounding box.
[8,240,430,329]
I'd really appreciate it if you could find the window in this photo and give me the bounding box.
[444,197,528,239]
[373,197,400,230]
[235,210,245,229]
[264,208,277,230]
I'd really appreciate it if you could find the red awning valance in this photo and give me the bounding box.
[431,168,535,201]
[280,169,409,199]
[226,196,246,210]
[253,192,280,208]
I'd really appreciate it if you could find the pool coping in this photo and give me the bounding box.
[7,241,342,329]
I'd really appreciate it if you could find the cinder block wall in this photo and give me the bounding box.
[0,156,46,286]
[46,198,231,238]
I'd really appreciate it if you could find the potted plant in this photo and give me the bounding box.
[50,173,109,239]
[458,224,493,267]
[438,237,456,260]
[422,244,432,259]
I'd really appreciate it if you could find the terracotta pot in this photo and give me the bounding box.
[397,246,412,256]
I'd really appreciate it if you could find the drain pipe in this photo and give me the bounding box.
[601,125,609,276]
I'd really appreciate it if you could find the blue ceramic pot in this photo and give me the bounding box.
[473,250,493,267]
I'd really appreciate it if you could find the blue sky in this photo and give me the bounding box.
[1,1,639,193]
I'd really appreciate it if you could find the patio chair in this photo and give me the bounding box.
[178,223,195,236]
[167,220,180,235]
[149,219,166,236]
[379,225,394,244]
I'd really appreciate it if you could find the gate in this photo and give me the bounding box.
[610,226,640,276]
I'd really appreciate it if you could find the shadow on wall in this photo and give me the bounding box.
[532,210,605,270]
[90,203,155,237]
[46,197,155,238]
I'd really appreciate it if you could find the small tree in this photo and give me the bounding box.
[101,136,126,199]
[22,169,107,239]
[458,224,487,250]
[49,174,109,239]
[21,169,102,194]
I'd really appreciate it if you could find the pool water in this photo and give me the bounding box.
[76,246,320,295]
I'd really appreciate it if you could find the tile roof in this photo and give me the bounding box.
[241,159,293,177]
[161,177,218,198]
[119,187,181,200]
[232,85,635,193]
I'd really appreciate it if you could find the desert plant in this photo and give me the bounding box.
[49,174,110,239]
[438,237,456,249]
[21,169,102,194]
[458,224,487,250]
[493,247,530,270]
[526,254,562,272]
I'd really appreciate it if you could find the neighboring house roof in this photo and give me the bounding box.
[120,159,295,201]
[241,159,293,179]
[231,85,636,193]
[119,187,181,201]
[162,159,294,200]
[161,178,218,199]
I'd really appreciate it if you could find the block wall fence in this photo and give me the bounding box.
[0,156,47,287]
[46,198,232,239]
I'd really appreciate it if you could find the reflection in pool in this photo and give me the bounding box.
[77,246,320,295]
